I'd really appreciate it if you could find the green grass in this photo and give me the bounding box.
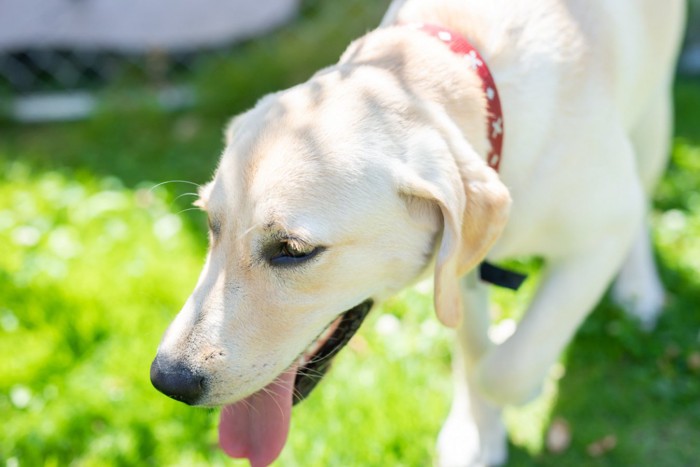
[2,2,700,465]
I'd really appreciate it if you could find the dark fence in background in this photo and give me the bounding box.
[682,0,700,74]
[0,0,302,94]
[1,0,697,122]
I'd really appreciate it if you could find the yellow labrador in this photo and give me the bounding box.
[150,1,686,465]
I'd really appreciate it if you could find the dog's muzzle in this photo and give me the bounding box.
[150,299,374,407]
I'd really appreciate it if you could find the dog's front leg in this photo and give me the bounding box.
[474,214,642,407]
[437,272,507,467]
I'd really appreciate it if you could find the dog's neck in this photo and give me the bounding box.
[412,22,504,170]
[338,26,492,162]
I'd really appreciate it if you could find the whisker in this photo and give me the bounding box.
[294,365,328,379]
[304,344,345,366]
[237,221,263,241]
[228,396,257,415]
[173,192,200,203]
[268,375,304,393]
[276,367,318,401]
[259,386,285,417]
[150,180,201,193]
[175,207,204,216]
[290,386,306,402]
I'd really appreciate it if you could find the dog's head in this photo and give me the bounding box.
[150,49,510,466]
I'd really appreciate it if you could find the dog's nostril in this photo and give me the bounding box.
[150,355,205,405]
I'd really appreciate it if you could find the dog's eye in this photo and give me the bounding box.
[270,241,322,265]
[281,242,309,258]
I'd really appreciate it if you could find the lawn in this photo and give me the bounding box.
[1,1,699,466]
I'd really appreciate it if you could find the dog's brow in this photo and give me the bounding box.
[239,221,263,241]
[263,219,314,245]
[264,220,292,237]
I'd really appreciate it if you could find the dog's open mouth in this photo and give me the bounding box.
[293,299,374,404]
[218,299,374,466]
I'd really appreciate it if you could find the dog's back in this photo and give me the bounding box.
[576,0,685,128]
[384,0,686,261]
[385,0,686,128]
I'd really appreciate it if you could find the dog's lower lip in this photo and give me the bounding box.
[292,299,374,405]
[296,319,342,367]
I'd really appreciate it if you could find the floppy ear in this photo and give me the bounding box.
[398,131,511,328]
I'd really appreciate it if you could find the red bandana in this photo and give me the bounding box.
[410,23,504,172]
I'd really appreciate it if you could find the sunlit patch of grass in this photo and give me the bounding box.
[1,1,699,464]
[0,161,221,465]
[4,113,700,465]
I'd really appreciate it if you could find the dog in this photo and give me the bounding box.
[150,1,687,465]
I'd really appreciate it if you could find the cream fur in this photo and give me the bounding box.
[153,1,686,465]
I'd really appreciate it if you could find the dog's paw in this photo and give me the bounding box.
[436,410,507,467]
[613,228,667,331]
[612,268,665,331]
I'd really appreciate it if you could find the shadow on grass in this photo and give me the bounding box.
[506,295,700,465]
[674,78,700,144]
[504,242,700,466]
[502,79,700,463]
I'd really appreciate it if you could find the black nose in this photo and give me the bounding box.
[150,356,204,405]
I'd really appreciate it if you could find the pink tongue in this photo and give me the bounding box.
[218,367,296,467]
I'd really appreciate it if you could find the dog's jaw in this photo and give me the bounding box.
[293,299,374,404]
[216,299,373,466]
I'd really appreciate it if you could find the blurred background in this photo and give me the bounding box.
[1,0,699,465]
